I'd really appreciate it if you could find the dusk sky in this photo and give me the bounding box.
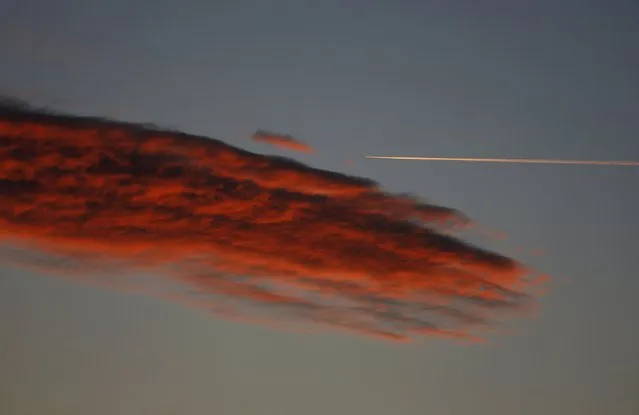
[1,1,638,414]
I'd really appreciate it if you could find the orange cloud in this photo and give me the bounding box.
[0,101,546,342]
[252,130,314,153]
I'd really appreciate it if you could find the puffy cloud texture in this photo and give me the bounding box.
[0,101,546,342]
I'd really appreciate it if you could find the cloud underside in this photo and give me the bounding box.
[0,103,545,342]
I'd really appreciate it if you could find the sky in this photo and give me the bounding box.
[1,0,638,414]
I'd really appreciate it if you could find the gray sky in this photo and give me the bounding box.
[1,1,638,414]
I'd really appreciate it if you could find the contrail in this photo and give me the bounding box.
[365,156,639,166]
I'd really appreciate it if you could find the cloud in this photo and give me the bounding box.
[251,130,314,153]
[0,100,547,342]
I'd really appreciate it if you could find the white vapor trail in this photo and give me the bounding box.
[365,156,639,166]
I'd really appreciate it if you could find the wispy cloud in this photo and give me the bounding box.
[0,101,547,342]
[252,130,314,153]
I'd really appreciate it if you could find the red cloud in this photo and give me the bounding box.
[252,130,314,153]
[0,101,547,342]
